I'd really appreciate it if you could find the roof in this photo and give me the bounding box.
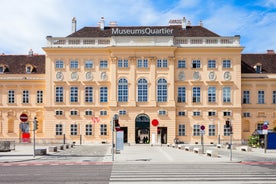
[67,25,220,38]
[0,55,45,74]
[241,53,276,73]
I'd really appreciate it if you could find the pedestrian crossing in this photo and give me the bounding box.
[110,163,276,183]
[0,161,112,167]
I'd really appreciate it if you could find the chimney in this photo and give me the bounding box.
[99,17,105,30]
[267,50,275,54]
[28,49,33,57]
[199,20,203,27]
[182,17,186,30]
[72,17,77,33]
[109,21,118,27]
[186,20,191,28]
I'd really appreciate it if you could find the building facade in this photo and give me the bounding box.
[0,17,275,145]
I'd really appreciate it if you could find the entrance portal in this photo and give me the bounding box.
[135,114,150,144]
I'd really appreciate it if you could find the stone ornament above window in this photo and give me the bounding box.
[85,72,93,81]
[71,72,79,81]
[209,71,216,81]
[178,71,185,81]
[193,71,200,81]
[224,71,231,81]
[56,72,63,81]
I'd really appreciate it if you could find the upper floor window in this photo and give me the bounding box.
[8,90,15,103]
[157,78,167,102]
[22,90,29,103]
[0,65,8,73]
[118,78,128,102]
[223,87,231,103]
[55,60,64,69]
[100,110,107,116]
[223,111,231,117]
[85,60,93,69]
[208,87,216,103]
[118,59,128,68]
[55,110,63,116]
[177,87,186,103]
[119,110,127,116]
[273,91,276,104]
[208,111,216,117]
[85,110,93,116]
[26,66,32,73]
[158,110,167,116]
[85,87,93,103]
[223,60,231,68]
[55,87,64,103]
[243,91,250,104]
[254,64,262,73]
[192,60,201,68]
[70,110,78,116]
[193,111,201,116]
[192,87,201,103]
[70,87,78,102]
[0,66,4,73]
[137,59,148,68]
[208,60,216,69]
[157,59,168,68]
[258,90,265,104]
[243,112,250,117]
[100,60,108,69]
[36,90,43,103]
[70,60,78,69]
[100,87,108,102]
[137,78,148,102]
[178,60,186,68]
[178,111,186,116]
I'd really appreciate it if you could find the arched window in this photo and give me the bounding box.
[157,78,167,102]
[118,78,128,102]
[137,78,148,102]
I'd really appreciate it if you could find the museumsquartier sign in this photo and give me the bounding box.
[111,27,173,36]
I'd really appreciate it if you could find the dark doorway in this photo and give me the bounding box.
[120,127,128,143]
[135,114,150,144]
[158,127,167,144]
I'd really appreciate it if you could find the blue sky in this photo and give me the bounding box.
[0,0,275,54]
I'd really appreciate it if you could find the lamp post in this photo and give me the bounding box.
[112,114,119,161]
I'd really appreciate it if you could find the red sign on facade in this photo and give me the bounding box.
[20,113,28,122]
[152,119,159,126]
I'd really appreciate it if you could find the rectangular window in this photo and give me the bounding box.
[223,111,231,117]
[192,60,201,68]
[70,87,78,102]
[243,112,250,117]
[178,111,186,116]
[208,60,216,68]
[178,60,186,68]
[55,110,63,116]
[158,110,167,116]
[257,123,263,130]
[70,110,78,116]
[55,124,63,135]
[208,87,216,102]
[193,125,200,136]
[100,110,107,116]
[273,91,276,104]
[100,60,108,69]
[55,60,64,69]
[22,90,29,103]
[37,90,43,103]
[70,124,78,135]
[224,125,231,136]
[85,60,93,69]
[8,90,15,103]
[223,87,231,103]
[118,59,128,68]
[55,87,64,103]
[119,110,127,116]
[85,124,92,136]
[85,87,93,103]
[177,87,186,103]
[157,59,168,68]
[178,124,186,136]
[70,60,78,69]
[100,87,108,102]
[208,111,216,116]
[100,124,107,135]
[258,90,265,104]
[85,110,93,116]
[209,125,216,136]
[193,111,201,116]
[223,60,231,68]
[0,66,4,73]
[137,59,148,68]
[243,91,250,104]
[192,87,201,103]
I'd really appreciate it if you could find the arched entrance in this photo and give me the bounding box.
[135,114,150,144]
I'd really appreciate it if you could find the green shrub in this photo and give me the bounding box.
[248,135,259,147]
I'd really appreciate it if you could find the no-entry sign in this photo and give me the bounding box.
[20,113,28,122]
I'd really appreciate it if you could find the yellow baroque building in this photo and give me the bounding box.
[0,17,275,145]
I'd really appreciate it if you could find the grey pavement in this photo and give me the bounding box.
[1,143,276,163]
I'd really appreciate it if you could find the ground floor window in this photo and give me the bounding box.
[209,125,216,136]
[85,124,92,135]
[100,124,107,135]
[193,125,200,136]
[178,124,185,136]
[224,125,231,136]
[56,124,63,135]
[70,124,78,135]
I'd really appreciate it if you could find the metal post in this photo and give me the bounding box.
[112,120,114,161]
[80,134,82,145]
[201,134,204,154]
[63,134,66,144]
[230,132,233,161]
[33,124,36,158]
[264,134,267,153]
[218,120,221,144]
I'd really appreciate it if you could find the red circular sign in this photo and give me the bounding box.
[200,125,205,130]
[152,119,159,126]
[20,113,28,122]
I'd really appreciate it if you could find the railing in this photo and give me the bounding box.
[46,36,240,48]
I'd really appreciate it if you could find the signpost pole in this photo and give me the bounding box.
[264,134,267,153]
[111,120,114,161]
[33,125,35,158]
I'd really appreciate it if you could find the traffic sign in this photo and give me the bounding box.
[200,125,205,130]
[152,119,159,126]
[262,124,268,130]
[20,113,28,122]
